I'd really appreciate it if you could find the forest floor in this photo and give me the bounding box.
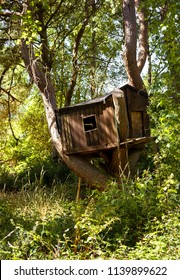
[0,180,179,260]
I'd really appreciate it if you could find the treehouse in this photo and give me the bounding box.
[55,84,154,176]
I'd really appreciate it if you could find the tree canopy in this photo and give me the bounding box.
[0,0,179,188]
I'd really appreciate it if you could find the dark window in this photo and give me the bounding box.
[83,115,97,132]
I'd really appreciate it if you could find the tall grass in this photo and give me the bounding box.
[0,169,179,260]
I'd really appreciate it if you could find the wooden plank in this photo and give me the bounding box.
[64,115,73,151]
[61,116,71,151]
[82,106,100,147]
[120,136,156,148]
[64,141,118,155]
[109,106,118,143]
[121,86,150,138]
[125,86,149,112]
[112,92,129,141]
[100,104,106,143]
[61,116,67,151]
[131,111,143,138]
[69,113,86,149]
[55,111,61,134]
[119,146,130,176]
[85,129,99,146]
[93,129,100,145]
[102,105,117,144]
[97,103,108,145]
[110,147,129,177]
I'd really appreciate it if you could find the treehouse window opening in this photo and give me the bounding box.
[83,115,97,132]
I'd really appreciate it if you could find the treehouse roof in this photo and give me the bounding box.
[59,84,148,114]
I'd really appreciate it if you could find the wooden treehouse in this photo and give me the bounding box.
[56,84,154,178]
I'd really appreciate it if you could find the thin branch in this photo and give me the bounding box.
[99,57,112,94]
[49,10,87,53]
[7,68,19,145]
[147,44,152,86]
[65,0,100,105]
[0,87,22,102]
[65,26,85,106]
[51,18,84,52]
[160,2,168,21]
[45,0,66,28]
[0,67,22,102]
[0,67,9,87]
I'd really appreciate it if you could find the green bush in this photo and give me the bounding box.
[0,171,179,260]
[0,158,74,191]
[127,211,180,260]
[149,84,180,182]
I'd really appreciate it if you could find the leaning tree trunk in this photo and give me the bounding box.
[21,40,110,190]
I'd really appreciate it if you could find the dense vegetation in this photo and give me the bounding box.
[0,0,180,259]
[0,169,179,259]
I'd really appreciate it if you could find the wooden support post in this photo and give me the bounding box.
[110,146,130,179]
[76,177,81,203]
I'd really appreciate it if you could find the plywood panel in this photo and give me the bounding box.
[69,114,86,149]
[60,117,67,151]
[108,106,118,143]
[101,105,118,145]
[121,85,149,138]
[96,104,108,145]
[123,86,149,112]
[61,115,73,151]
[113,93,129,141]
[85,129,99,146]
[131,112,143,138]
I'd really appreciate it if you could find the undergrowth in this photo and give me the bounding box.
[0,168,179,260]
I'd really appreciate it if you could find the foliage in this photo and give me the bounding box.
[0,86,74,190]
[148,58,180,182]
[0,0,180,260]
[0,169,179,259]
[127,212,180,260]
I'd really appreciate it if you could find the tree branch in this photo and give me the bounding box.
[0,66,21,101]
[135,0,148,73]
[0,67,9,87]
[7,68,19,145]
[35,2,52,70]
[0,87,21,102]
[147,43,152,86]
[65,0,100,106]
[65,21,87,106]
[122,0,144,89]
[20,40,57,110]
[45,0,66,28]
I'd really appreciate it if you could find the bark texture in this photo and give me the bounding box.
[122,0,148,90]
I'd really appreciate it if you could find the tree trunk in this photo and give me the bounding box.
[135,0,148,73]
[122,0,148,90]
